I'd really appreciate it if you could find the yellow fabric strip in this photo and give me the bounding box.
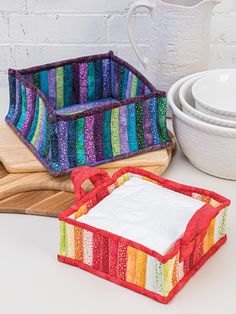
[74,204,88,219]
[66,223,75,259]
[111,107,121,157]
[136,251,147,288]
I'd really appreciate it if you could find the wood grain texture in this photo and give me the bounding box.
[0,123,175,217]
[0,122,46,173]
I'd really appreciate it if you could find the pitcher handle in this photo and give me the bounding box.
[127,0,155,69]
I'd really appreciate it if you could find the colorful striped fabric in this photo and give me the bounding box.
[58,167,230,303]
[6,51,170,175]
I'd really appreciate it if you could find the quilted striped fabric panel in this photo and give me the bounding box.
[6,52,170,175]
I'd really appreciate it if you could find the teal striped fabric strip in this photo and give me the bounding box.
[158,97,170,143]
[40,70,49,98]
[27,95,39,142]
[76,118,87,165]
[39,109,50,157]
[88,62,95,102]
[63,65,73,106]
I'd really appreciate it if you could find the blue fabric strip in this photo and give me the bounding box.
[136,78,142,96]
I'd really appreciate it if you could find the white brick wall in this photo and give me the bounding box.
[0,0,235,87]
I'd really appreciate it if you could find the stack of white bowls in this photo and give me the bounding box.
[168,69,236,180]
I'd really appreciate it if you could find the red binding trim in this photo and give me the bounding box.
[58,235,227,304]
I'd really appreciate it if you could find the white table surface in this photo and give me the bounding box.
[0,87,235,314]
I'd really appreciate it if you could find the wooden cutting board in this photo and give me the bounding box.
[0,122,175,217]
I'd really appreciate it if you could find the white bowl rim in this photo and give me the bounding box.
[192,69,236,117]
[168,70,236,138]
[179,75,236,129]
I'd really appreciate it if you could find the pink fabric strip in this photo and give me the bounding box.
[84,115,96,164]
[79,63,88,104]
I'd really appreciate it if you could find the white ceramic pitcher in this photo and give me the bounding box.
[128,0,221,92]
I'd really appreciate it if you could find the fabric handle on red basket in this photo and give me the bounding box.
[71,166,110,203]
[180,204,219,262]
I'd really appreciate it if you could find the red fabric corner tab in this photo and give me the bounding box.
[180,204,219,262]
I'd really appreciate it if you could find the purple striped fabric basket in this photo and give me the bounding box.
[6,51,171,176]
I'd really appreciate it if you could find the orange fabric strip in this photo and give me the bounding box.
[74,226,83,261]
[126,247,137,284]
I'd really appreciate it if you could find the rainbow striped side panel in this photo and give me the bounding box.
[59,173,228,301]
[59,201,228,299]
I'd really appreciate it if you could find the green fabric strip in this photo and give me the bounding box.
[157,97,169,143]
[63,65,73,106]
[131,75,138,97]
[33,72,40,88]
[219,208,228,237]
[59,221,66,256]
[31,97,43,146]
[135,102,145,149]
[56,67,64,109]
[156,261,164,296]
[76,118,87,165]
[111,107,121,157]
[88,62,95,102]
